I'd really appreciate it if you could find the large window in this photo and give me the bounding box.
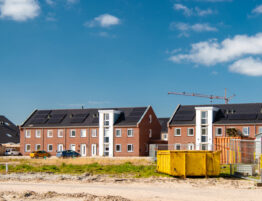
[243,127,250,136]
[47,130,53,138]
[174,144,181,150]
[201,111,208,124]
[201,126,208,142]
[81,129,87,137]
[58,129,63,138]
[25,144,31,152]
[91,129,97,137]
[35,144,41,151]
[127,144,134,152]
[187,128,194,136]
[174,128,181,136]
[25,130,31,138]
[259,127,262,134]
[104,113,109,126]
[162,133,168,141]
[127,129,134,137]
[70,129,76,137]
[35,130,41,138]
[47,144,53,152]
[115,144,121,152]
[216,127,223,136]
[115,129,122,137]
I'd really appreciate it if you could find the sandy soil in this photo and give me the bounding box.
[0,173,261,201]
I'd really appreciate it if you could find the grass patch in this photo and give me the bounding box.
[0,162,167,178]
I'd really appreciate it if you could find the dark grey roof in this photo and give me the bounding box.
[21,107,148,128]
[158,118,169,133]
[170,103,262,126]
[0,116,20,144]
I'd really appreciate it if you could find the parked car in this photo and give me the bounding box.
[56,150,81,158]
[4,148,21,156]
[30,150,51,158]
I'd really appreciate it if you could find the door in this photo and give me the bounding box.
[91,144,97,156]
[58,144,63,152]
[81,144,87,157]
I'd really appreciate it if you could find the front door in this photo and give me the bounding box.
[91,144,97,156]
[81,144,87,157]
[58,144,63,152]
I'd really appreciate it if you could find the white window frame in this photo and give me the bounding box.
[115,144,121,152]
[127,144,134,152]
[47,144,53,152]
[187,143,194,150]
[187,128,194,136]
[57,144,63,152]
[70,144,76,151]
[149,115,152,123]
[201,111,208,125]
[91,129,97,137]
[216,127,223,136]
[57,129,63,138]
[243,127,250,136]
[259,127,262,134]
[25,144,31,152]
[127,129,134,137]
[149,129,152,138]
[91,144,97,156]
[115,129,122,137]
[35,144,41,151]
[162,133,168,141]
[174,128,181,136]
[174,144,181,150]
[47,130,53,138]
[25,130,31,138]
[104,113,110,126]
[81,129,87,137]
[70,129,76,137]
[35,130,41,138]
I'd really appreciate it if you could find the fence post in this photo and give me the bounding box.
[5,163,8,174]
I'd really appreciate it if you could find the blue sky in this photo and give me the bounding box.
[1,0,262,124]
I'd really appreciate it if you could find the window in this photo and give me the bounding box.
[81,129,87,137]
[104,113,109,126]
[91,129,97,137]
[201,111,208,124]
[25,144,31,152]
[35,130,41,138]
[187,143,194,150]
[149,129,152,138]
[70,129,76,137]
[201,126,208,142]
[127,144,134,152]
[115,129,122,137]
[35,144,41,151]
[115,144,121,152]
[149,115,152,123]
[216,127,223,136]
[70,144,76,151]
[201,144,208,150]
[259,127,262,134]
[25,130,31,138]
[162,133,168,141]
[187,128,194,136]
[47,130,53,138]
[243,127,250,136]
[47,144,53,152]
[57,144,63,152]
[127,129,134,137]
[174,144,181,150]
[174,128,181,136]
[58,129,63,138]
[104,128,109,143]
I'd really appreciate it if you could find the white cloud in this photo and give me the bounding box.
[84,14,120,28]
[252,5,262,14]
[67,0,78,4]
[45,0,55,6]
[174,3,214,16]
[174,3,192,16]
[229,57,262,76]
[170,22,217,35]
[0,0,40,21]
[170,33,262,66]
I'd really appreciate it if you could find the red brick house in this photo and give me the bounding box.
[20,106,161,157]
[168,103,262,151]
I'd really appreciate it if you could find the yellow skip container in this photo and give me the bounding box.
[157,150,220,177]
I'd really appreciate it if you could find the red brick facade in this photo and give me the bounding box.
[20,107,161,157]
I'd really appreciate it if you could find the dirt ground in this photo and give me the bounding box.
[0,173,261,201]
